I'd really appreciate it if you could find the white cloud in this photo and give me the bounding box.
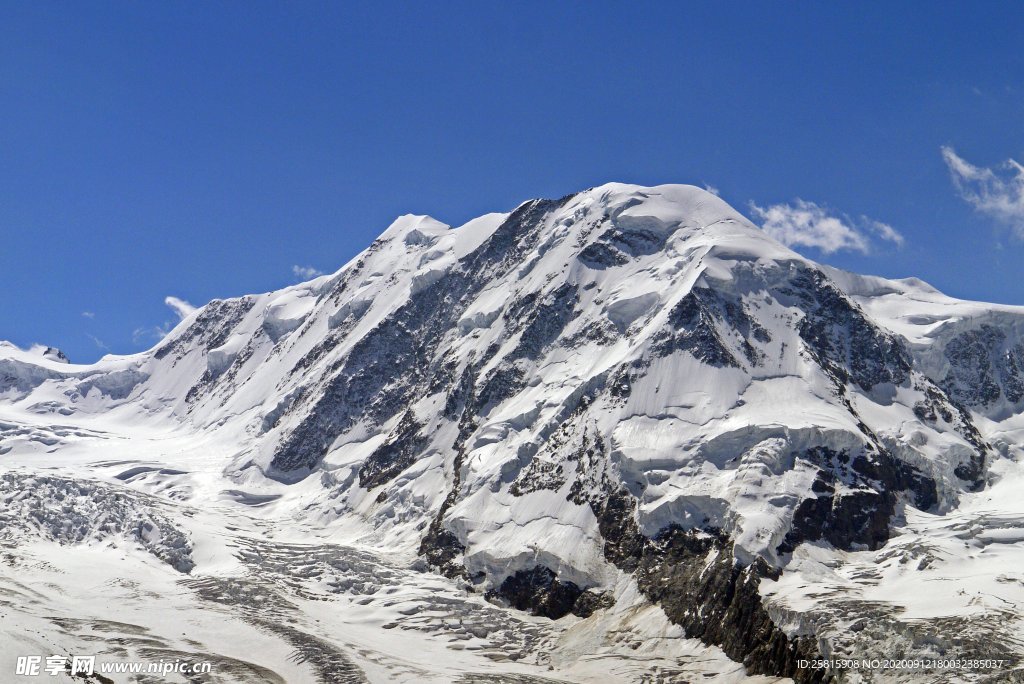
[749,199,903,254]
[81,311,95,319]
[702,182,720,196]
[866,218,906,248]
[164,296,197,320]
[292,264,323,280]
[941,146,1024,238]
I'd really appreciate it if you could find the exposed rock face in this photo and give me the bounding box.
[911,380,991,490]
[579,486,827,682]
[778,446,938,556]
[942,324,1024,407]
[636,529,827,683]
[486,566,612,620]
[652,287,741,367]
[783,267,911,391]
[359,411,427,488]
[39,346,69,363]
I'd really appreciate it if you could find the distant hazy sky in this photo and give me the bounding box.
[3,2,1023,361]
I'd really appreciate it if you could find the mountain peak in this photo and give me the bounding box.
[378,213,451,245]
[4,183,1024,681]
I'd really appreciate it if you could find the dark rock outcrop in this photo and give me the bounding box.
[486,566,612,620]
[941,324,1024,408]
[653,288,740,367]
[580,485,828,682]
[359,411,428,489]
[778,446,938,556]
[636,527,828,683]
[782,267,911,391]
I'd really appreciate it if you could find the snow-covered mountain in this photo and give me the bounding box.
[3,183,1024,682]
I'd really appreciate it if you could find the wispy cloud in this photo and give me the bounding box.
[749,199,904,254]
[865,218,905,248]
[132,323,173,346]
[86,333,109,352]
[81,311,95,319]
[292,264,323,280]
[941,146,1024,238]
[130,296,196,347]
[164,296,197,320]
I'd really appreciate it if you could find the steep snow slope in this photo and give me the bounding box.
[3,183,1024,682]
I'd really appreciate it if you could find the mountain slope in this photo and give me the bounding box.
[3,183,1024,682]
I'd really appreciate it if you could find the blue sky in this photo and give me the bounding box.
[3,2,1023,362]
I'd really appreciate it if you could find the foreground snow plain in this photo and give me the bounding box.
[0,431,774,683]
[3,183,1024,682]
